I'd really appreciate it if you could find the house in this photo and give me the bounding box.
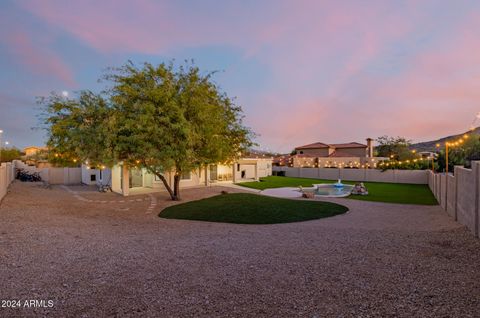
[419,151,437,159]
[275,138,386,168]
[81,157,273,196]
[81,164,112,186]
[23,146,50,167]
[294,138,373,158]
[23,146,48,157]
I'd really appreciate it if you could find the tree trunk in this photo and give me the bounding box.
[153,172,178,200]
[173,174,181,200]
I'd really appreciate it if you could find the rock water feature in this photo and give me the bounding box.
[351,182,369,195]
[289,179,369,199]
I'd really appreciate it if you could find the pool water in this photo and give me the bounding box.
[304,184,354,198]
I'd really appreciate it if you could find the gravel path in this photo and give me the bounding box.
[0,181,479,317]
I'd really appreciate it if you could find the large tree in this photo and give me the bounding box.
[39,91,114,167]
[41,61,254,200]
[375,135,412,160]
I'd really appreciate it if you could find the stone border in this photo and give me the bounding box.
[145,194,157,214]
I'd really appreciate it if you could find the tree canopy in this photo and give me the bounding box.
[436,133,480,172]
[375,135,412,160]
[0,147,22,163]
[40,61,255,200]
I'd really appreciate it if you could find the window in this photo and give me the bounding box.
[300,151,304,154]
[181,171,191,180]
[90,174,96,182]
[237,164,240,172]
[99,170,103,181]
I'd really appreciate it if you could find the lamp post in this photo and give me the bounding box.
[445,142,449,174]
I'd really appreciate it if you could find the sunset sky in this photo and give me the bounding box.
[1,0,479,153]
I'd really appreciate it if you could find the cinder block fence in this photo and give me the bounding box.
[429,161,480,238]
[0,162,15,202]
[273,166,429,184]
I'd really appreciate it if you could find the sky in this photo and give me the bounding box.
[0,0,479,153]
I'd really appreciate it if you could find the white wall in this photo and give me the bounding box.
[96,168,112,185]
[0,162,15,202]
[257,160,272,178]
[81,165,112,186]
[275,166,428,184]
[238,164,256,179]
[178,168,203,188]
[81,164,96,185]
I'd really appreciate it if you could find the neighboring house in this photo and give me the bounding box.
[23,146,48,157]
[23,146,50,167]
[294,139,373,158]
[275,138,386,168]
[419,151,437,159]
[81,157,272,196]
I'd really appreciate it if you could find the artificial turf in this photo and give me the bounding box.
[159,193,348,224]
[237,176,438,205]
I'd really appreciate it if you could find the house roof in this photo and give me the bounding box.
[295,141,367,150]
[329,142,367,149]
[295,142,330,150]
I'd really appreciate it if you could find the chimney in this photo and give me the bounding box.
[366,138,374,157]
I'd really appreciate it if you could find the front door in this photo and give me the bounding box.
[129,168,143,188]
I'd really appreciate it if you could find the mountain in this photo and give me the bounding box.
[411,127,480,152]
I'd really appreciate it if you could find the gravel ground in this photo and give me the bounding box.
[0,181,479,317]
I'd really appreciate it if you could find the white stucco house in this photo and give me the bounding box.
[81,157,272,196]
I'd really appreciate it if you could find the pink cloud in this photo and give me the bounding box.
[359,11,480,140]
[16,0,253,54]
[4,30,76,86]
[250,3,480,150]
[11,0,480,151]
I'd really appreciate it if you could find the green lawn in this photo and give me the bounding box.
[238,176,438,205]
[159,193,348,224]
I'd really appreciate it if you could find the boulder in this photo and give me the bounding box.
[351,182,368,195]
